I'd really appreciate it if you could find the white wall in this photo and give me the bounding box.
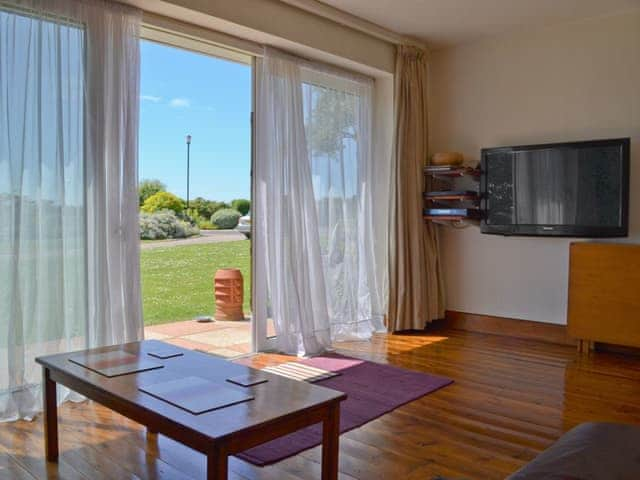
[429,10,640,324]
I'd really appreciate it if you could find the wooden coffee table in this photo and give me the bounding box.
[36,340,346,479]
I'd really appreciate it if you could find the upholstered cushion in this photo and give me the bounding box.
[507,422,640,480]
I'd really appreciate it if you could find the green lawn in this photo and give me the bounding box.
[141,240,251,326]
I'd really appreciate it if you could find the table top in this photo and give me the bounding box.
[36,340,346,442]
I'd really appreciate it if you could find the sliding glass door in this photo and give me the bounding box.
[137,34,257,357]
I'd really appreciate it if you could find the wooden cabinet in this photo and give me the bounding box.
[568,242,640,351]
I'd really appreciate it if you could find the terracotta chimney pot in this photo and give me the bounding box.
[214,268,244,321]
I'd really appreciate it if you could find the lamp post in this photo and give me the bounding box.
[186,134,192,209]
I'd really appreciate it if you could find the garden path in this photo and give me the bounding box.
[141,230,246,250]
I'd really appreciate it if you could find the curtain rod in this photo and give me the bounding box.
[279,0,429,50]
[0,1,83,27]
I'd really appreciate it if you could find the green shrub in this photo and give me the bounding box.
[211,208,241,229]
[185,208,202,222]
[198,220,217,230]
[139,210,199,239]
[139,212,167,240]
[231,198,250,216]
[138,179,166,206]
[184,208,215,230]
[141,191,184,214]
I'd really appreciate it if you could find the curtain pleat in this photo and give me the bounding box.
[388,45,445,332]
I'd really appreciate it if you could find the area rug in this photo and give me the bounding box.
[236,354,453,466]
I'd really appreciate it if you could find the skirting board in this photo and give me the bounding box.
[442,310,576,347]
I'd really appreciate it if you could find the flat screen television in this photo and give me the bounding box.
[480,138,629,237]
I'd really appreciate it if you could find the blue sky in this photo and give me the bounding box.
[139,40,251,202]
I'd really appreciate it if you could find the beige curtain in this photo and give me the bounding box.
[388,45,445,332]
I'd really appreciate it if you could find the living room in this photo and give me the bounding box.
[1,1,640,479]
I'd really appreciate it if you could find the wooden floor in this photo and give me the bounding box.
[3,329,640,479]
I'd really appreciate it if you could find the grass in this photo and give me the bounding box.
[140,240,251,326]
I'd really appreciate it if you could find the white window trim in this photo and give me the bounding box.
[140,12,257,65]
[138,16,262,354]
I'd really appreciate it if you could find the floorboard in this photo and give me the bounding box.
[2,329,640,479]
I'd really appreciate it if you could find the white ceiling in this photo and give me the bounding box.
[317,0,640,48]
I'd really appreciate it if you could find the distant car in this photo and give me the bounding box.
[236,213,251,239]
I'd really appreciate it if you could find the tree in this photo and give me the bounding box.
[189,198,231,219]
[211,201,230,214]
[308,88,356,159]
[231,198,250,216]
[307,87,357,204]
[141,191,185,214]
[139,179,166,206]
[189,197,214,219]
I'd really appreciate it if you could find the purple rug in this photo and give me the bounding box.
[236,354,453,466]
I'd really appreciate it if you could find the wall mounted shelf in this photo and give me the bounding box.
[424,214,479,222]
[425,191,479,202]
[424,166,481,178]
[423,164,482,225]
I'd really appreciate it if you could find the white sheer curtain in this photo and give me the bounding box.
[0,0,142,422]
[302,66,386,341]
[255,48,332,356]
[256,48,387,356]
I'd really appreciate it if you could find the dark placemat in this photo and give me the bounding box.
[226,372,269,387]
[139,376,254,414]
[69,350,163,378]
[147,345,184,359]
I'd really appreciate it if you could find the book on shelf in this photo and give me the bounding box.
[424,165,459,172]
[424,208,481,218]
[424,190,478,197]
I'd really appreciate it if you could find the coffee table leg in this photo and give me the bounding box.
[146,428,158,446]
[207,445,228,480]
[322,402,340,480]
[43,367,59,462]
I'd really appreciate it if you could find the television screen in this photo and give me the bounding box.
[481,138,629,237]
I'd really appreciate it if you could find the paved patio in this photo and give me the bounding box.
[144,317,276,358]
[144,319,253,358]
